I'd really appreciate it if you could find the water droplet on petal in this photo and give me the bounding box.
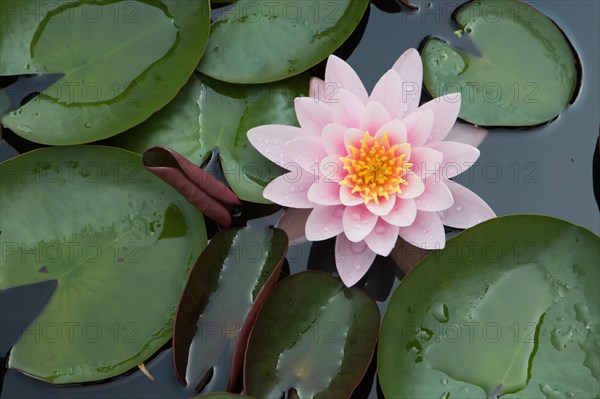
[456,204,464,211]
[375,226,386,234]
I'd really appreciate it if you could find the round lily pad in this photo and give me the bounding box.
[421,0,579,127]
[378,215,599,398]
[244,271,380,398]
[115,72,309,203]
[0,146,207,383]
[197,0,370,83]
[0,0,210,144]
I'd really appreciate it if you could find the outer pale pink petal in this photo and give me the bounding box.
[344,127,365,149]
[247,125,304,168]
[398,211,446,250]
[445,123,488,147]
[331,88,366,128]
[398,173,425,199]
[366,194,396,216]
[340,185,364,206]
[286,136,327,172]
[410,146,443,179]
[307,180,342,205]
[263,170,316,208]
[335,235,377,287]
[309,77,326,101]
[294,97,332,136]
[402,110,434,147]
[305,205,345,241]
[364,219,400,256]
[375,119,407,146]
[392,48,423,114]
[319,154,345,182]
[322,123,347,155]
[428,141,480,179]
[417,93,462,144]
[277,208,311,245]
[360,101,391,134]
[343,204,378,242]
[439,181,496,229]
[382,197,417,226]
[325,55,369,104]
[415,176,454,211]
[370,70,405,119]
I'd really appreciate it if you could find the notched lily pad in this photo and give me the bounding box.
[421,0,579,127]
[0,146,207,383]
[197,0,370,83]
[378,215,599,398]
[244,271,380,399]
[0,0,211,144]
[115,72,309,203]
[173,226,288,393]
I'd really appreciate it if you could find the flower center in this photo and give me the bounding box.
[339,131,412,204]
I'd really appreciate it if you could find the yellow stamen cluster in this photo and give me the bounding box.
[339,132,412,204]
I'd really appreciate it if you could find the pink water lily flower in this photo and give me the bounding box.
[248,49,495,287]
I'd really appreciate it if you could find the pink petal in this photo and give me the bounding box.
[294,97,332,136]
[325,55,369,104]
[309,77,326,102]
[439,181,496,229]
[371,69,405,119]
[417,93,462,144]
[307,180,342,205]
[366,194,396,216]
[398,211,446,250]
[340,185,364,206]
[402,110,434,147]
[247,125,304,168]
[305,205,345,241]
[375,119,407,146]
[344,127,365,149]
[263,170,316,208]
[319,154,344,182]
[398,173,425,199]
[322,123,347,156]
[335,235,377,287]
[382,197,417,226]
[360,101,391,134]
[410,146,443,179]
[286,136,327,172]
[415,177,454,211]
[343,204,378,242]
[364,219,400,256]
[392,48,423,114]
[428,141,480,179]
[445,123,488,148]
[331,88,366,128]
[277,208,311,245]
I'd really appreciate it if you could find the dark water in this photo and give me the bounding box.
[1,1,598,398]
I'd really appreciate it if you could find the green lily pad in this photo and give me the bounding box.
[378,215,599,398]
[421,0,579,127]
[245,271,380,398]
[115,72,309,203]
[0,0,210,144]
[0,146,207,383]
[173,226,288,393]
[197,0,370,83]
